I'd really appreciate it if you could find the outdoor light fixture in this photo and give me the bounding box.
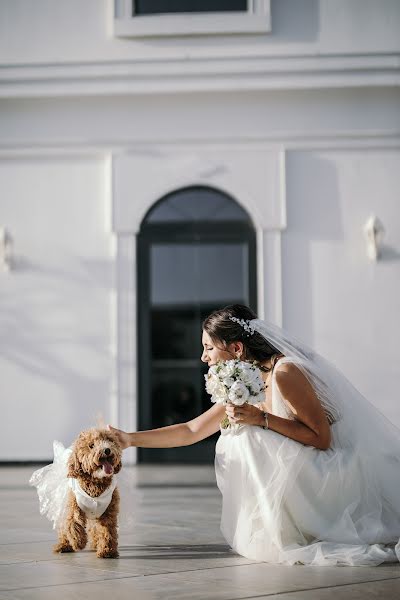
[363,216,385,261]
[0,227,13,271]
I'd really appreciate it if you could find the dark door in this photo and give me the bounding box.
[137,186,257,462]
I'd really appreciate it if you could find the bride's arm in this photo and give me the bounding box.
[226,363,332,450]
[108,403,225,450]
[265,363,332,450]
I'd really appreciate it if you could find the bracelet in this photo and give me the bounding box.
[261,411,269,430]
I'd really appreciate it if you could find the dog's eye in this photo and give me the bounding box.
[89,443,94,449]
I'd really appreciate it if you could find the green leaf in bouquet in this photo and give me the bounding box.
[220,415,231,429]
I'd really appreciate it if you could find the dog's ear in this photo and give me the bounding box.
[67,451,82,478]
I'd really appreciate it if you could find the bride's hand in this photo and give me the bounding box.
[225,403,264,426]
[107,424,132,450]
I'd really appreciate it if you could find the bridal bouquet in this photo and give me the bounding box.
[204,359,266,429]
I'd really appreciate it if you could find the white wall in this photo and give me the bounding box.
[0,157,113,459]
[0,0,399,459]
[283,149,400,425]
[1,0,399,63]
[1,89,400,145]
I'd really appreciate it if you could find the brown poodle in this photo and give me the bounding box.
[53,428,122,558]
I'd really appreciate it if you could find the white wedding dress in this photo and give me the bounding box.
[215,356,400,567]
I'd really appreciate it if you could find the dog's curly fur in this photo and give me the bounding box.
[53,428,122,558]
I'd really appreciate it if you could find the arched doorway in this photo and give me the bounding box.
[137,186,257,462]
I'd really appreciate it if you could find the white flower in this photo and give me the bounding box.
[204,373,213,389]
[208,365,219,377]
[218,360,236,378]
[205,358,265,414]
[213,383,228,403]
[241,367,258,386]
[228,381,250,405]
[239,365,265,394]
[221,376,235,388]
[205,374,228,403]
[204,373,220,396]
[252,391,266,404]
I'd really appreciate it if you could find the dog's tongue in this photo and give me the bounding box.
[102,461,113,475]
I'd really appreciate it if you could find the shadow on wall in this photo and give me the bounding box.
[379,245,400,262]
[270,0,320,44]
[0,257,113,449]
[0,305,109,438]
[283,152,344,344]
[5,256,113,290]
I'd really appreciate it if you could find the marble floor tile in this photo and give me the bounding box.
[262,577,400,599]
[1,466,400,600]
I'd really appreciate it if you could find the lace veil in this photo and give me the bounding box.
[250,318,400,455]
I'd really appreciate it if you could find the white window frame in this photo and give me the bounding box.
[114,0,271,37]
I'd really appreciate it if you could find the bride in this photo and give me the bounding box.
[109,304,400,566]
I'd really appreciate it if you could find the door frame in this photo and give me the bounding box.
[137,216,257,463]
[111,147,286,463]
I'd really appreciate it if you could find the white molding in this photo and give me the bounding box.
[113,0,271,38]
[0,132,399,160]
[112,147,286,234]
[1,53,398,98]
[261,229,283,327]
[110,283,119,427]
[256,150,285,327]
[104,154,120,432]
[278,149,287,230]
[112,145,286,452]
[115,233,137,465]
[256,226,265,319]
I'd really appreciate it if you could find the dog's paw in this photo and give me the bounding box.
[53,542,74,554]
[97,549,119,559]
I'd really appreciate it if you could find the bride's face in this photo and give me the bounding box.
[201,330,240,366]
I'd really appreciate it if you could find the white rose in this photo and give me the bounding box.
[221,376,235,388]
[252,391,266,404]
[252,380,265,396]
[228,381,250,405]
[242,370,257,387]
[208,365,219,377]
[204,373,221,396]
[218,360,236,379]
[212,382,228,404]
[243,367,265,394]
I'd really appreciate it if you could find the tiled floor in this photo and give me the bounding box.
[1,465,400,599]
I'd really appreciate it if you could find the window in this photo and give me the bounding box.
[114,0,271,37]
[137,186,257,463]
[135,0,247,15]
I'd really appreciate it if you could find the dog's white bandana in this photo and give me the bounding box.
[68,478,117,519]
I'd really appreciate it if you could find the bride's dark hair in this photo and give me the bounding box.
[202,304,283,371]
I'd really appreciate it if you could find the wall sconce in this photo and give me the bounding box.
[363,216,385,261]
[0,227,13,271]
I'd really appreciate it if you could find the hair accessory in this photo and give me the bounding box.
[229,316,255,336]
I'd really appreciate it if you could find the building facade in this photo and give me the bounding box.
[1,0,399,462]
